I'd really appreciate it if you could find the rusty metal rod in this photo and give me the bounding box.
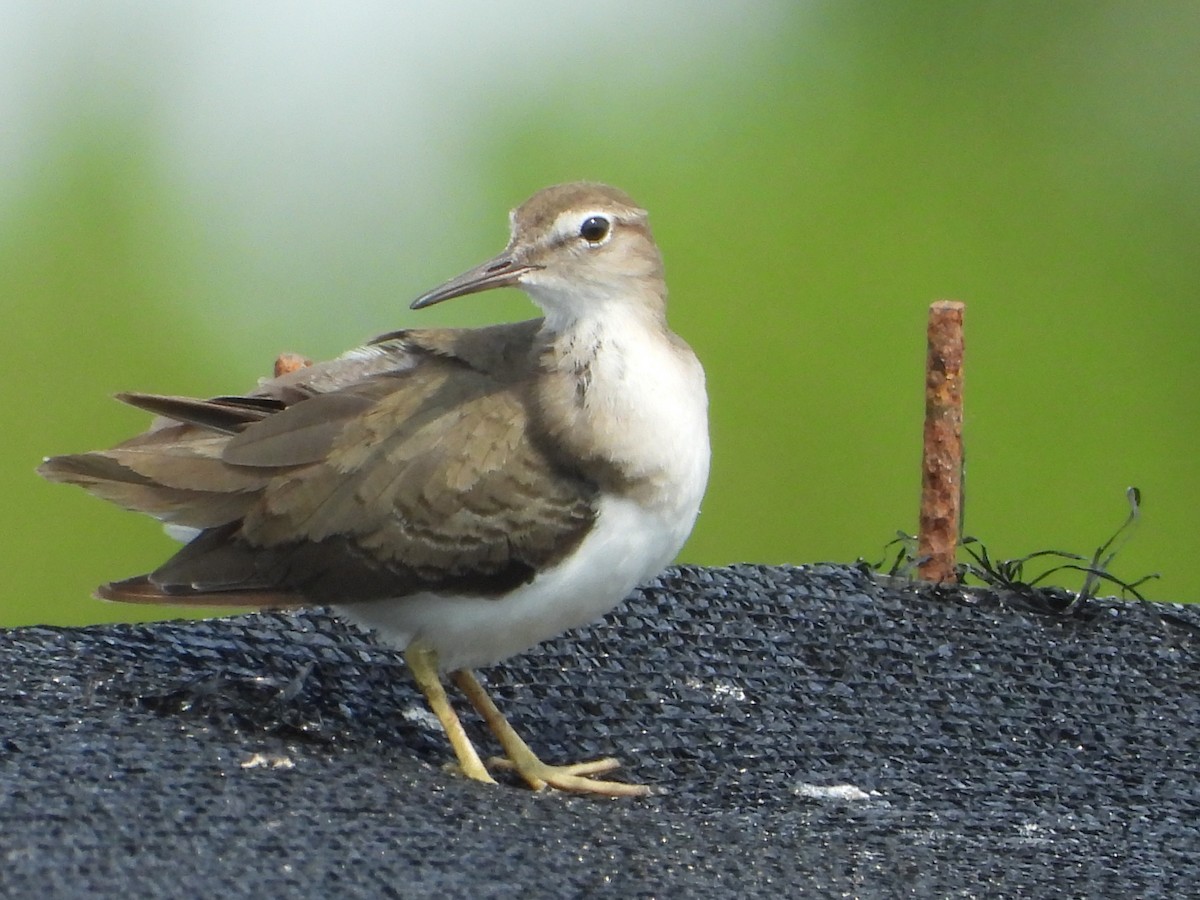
[917,300,965,583]
[273,352,312,377]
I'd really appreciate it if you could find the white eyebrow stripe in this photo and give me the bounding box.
[550,208,617,243]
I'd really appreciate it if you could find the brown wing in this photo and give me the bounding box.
[40,321,598,606]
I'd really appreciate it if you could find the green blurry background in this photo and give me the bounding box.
[3,2,1197,627]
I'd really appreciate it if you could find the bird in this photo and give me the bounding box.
[39,182,711,797]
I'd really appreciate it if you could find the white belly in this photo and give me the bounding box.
[335,490,700,672]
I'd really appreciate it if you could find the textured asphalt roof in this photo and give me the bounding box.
[2,564,1197,898]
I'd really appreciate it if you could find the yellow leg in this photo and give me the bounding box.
[404,643,496,785]
[449,669,651,797]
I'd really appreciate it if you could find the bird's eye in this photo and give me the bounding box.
[579,216,610,244]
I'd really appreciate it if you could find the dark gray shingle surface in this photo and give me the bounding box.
[2,564,1197,898]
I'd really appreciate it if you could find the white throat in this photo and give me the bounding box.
[540,297,710,508]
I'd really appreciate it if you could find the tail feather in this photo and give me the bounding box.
[38,453,152,487]
[97,574,304,608]
[38,453,255,527]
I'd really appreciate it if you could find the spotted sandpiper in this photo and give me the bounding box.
[39,182,711,796]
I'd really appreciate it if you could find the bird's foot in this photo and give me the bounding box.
[486,750,651,797]
[443,759,498,785]
[448,668,653,797]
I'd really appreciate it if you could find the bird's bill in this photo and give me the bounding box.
[409,254,541,310]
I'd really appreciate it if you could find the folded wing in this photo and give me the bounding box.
[39,322,598,606]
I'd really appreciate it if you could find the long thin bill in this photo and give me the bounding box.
[409,255,539,309]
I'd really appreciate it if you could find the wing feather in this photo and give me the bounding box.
[41,320,598,605]
[116,392,283,433]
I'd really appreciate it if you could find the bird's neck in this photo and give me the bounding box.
[532,298,709,508]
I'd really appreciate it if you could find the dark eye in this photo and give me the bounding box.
[579,216,610,244]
